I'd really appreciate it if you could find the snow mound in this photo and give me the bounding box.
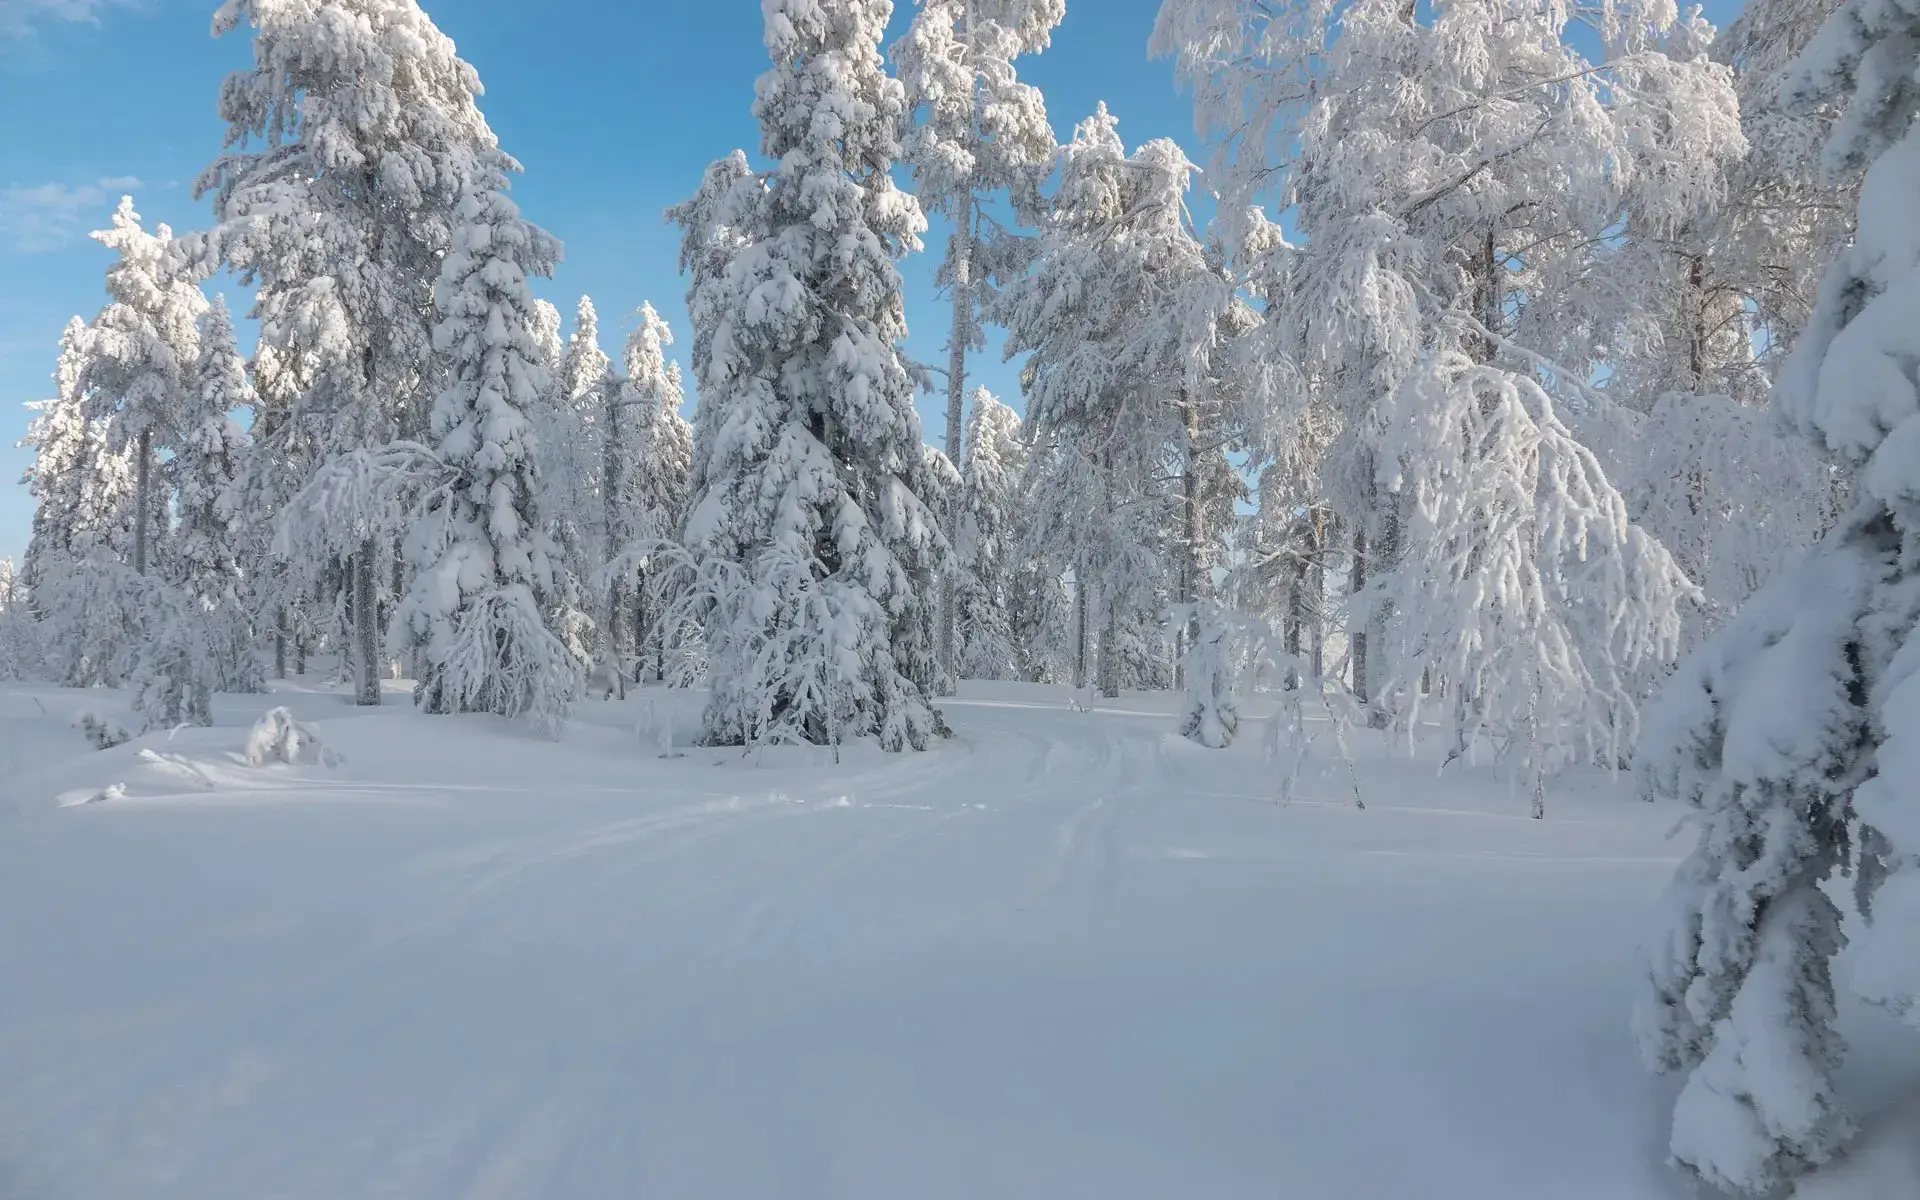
[243,706,342,768]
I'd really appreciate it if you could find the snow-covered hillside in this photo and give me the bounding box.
[0,679,1908,1198]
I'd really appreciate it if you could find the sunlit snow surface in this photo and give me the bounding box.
[0,679,1914,1198]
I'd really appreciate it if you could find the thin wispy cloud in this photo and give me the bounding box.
[0,176,142,253]
[0,0,140,43]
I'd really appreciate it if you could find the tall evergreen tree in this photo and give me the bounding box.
[893,0,1063,685]
[953,389,1027,680]
[174,294,262,701]
[84,196,207,579]
[391,158,578,730]
[614,303,693,684]
[673,0,948,751]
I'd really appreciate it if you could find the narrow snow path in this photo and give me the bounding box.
[0,683,1778,1198]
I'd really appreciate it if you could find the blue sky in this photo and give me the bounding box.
[0,0,1195,563]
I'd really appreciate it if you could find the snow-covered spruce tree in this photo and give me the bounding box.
[84,195,207,579]
[997,104,1244,702]
[190,0,509,707]
[0,558,41,682]
[388,157,579,731]
[893,0,1063,685]
[1155,0,1737,766]
[173,294,263,703]
[542,295,611,624]
[611,303,694,685]
[953,389,1027,680]
[21,317,136,625]
[1634,0,1920,1189]
[670,0,948,752]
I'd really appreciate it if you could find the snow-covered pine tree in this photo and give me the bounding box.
[84,195,207,579]
[191,0,510,707]
[21,317,136,625]
[389,152,579,731]
[671,0,948,752]
[953,389,1027,680]
[172,294,262,705]
[893,0,1064,685]
[612,303,693,685]
[1635,0,1920,1189]
[535,295,614,681]
[998,104,1242,701]
[0,557,39,682]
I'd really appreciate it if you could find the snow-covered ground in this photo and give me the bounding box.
[1,680,1915,1198]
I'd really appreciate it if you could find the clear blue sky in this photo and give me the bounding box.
[0,0,1193,563]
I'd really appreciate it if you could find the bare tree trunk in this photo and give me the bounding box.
[1177,398,1206,690]
[1350,524,1369,707]
[1285,556,1306,690]
[604,388,627,696]
[1072,571,1089,691]
[1099,594,1120,700]
[132,431,152,576]
[1369,494,1400,729]
[274,611,288,681]
[354,541,381,707]
[936,187,976,697]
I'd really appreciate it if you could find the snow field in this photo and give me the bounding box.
[10,680,1912,1197]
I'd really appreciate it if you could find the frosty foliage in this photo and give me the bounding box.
[1155,0,1735,760]
[1371,352,1696,784]
[1633,0,1920,1190]
[669,0,949,752]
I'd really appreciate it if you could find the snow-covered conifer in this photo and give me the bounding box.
[1634,0,1920,1188]
[390,155,579,731]
[953,390,1028,680]
[174,295,262,699]
[612,303,693,684]
[21,317,135,619]
[84,196,207,578]
[893,0,1063,683]
[671,0,948,751]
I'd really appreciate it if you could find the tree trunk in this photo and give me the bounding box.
[605,387,627,695]
[1368,493,1400,729]
[1350,525,1369,707]
[1099,596,1120,701]
[274,612,288,681]
[132,430,152,576]
[354,541,381,707]
[1072,571,1089,692]
[936,186,976,696]
[1285,554,1306,690]
[634,574,650,686]
[1177,397,1206,691]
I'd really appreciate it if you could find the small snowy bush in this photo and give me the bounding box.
[73,709,131,751]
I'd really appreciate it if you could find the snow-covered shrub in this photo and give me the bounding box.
[243,707,341,768]
[73,710,131,751]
